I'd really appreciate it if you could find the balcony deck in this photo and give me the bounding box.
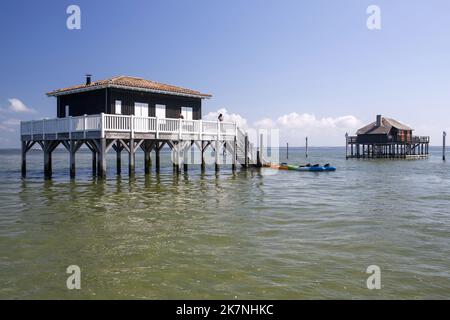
[20,113,238,141]
[19,113,258,178]
[346,134,430,159]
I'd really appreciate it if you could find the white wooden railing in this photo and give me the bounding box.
[21,113,238,140]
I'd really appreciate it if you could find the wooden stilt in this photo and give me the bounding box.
[232,139,237,171]
[201,141,206,171]
[155,142,161,172]
[21,141,27,178]
[85,140,98,176]
[115,140,122,175]
[215,140,220,172]
[92,151,97,176]
[190,140,195,169]
[177,142,182,173]
[172,142,178,173]
[129,138,135,176]
[144,149,151,174]
[345,133,348,159]
[40,140,59,179]
[183,142,189,172]
[244,134,249,168]
[44,149,51,179]
[68,140,84,178]
[70,141,76,178]
[98,138,107,178]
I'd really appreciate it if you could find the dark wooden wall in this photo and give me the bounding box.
[356,130,413,144]
[57,89,108,117]
[56,88,202,119]
[356,134,389,144]
[108,88,201,119]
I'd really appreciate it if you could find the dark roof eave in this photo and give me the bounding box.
[46,84,212,99]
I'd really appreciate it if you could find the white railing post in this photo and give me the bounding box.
[69,116,73,139]
[156,117,159,139]
[100,113,104,138]
[55,118,58,140]
[199,120,203,140]
[217,120,220,141]
[83,114,87,139]
[131,114,135,139]
[179,118,182,139]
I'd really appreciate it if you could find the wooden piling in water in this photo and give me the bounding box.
[92,151,97,176]
[21,141,27,178]
[155,143,161,172]
[201,141,206,171]
[444,131,447,161]
[215,140,220,172]
[232,139,237,171]
[98,138,107,178]
[286,142,289,160]
[113,140,122,175]
[128,139,135,176]
[142,141,152,175]
[305,136,308,158]
[183,142,189,172]
[345,133,348,160]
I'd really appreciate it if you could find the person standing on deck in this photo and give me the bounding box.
[218,114,226,156]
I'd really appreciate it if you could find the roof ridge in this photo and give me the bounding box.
[47,75,211,98]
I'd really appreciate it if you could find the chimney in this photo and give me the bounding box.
[85,74,92,85]
[376,114,382,127]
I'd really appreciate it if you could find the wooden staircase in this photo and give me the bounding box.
[234,127,257,167]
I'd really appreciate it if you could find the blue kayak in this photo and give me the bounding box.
[287,164,336,172]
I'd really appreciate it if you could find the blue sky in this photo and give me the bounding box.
[0,0,449,146]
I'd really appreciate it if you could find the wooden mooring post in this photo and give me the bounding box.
[305,136,308,158]
[244,134,249,168]
[444,131,447,161]
[286,142,289,160]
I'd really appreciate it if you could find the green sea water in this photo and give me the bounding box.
[0,147,449,299]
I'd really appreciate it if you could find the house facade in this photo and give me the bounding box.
[47,75,211,120]
[355,115,413,144]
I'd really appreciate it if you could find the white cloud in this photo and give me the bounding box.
[269,113,363,146]
[206,109,363,146]
[274,113,362,131]
[0,99,36,138]
[203,108,248,129]
[0,118,21,132]
[1,118,21,126]
[6,98,35,113]
[254,117,276,129]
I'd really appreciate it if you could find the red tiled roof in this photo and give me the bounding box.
[357,117,413,135]
[47,76,212,98]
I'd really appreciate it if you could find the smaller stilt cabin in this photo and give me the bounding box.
[346,115,429,159]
